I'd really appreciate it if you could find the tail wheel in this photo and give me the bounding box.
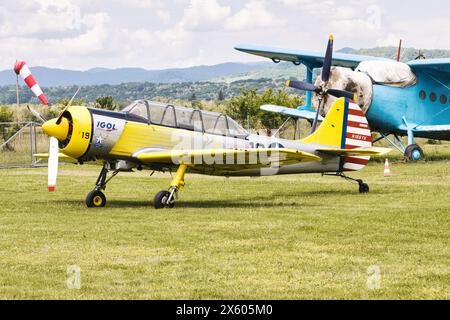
[359,183,369,193]
[86,190,106,208]
[404,144,424,161]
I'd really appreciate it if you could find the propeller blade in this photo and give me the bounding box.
[327,89,356,100]
[321,35,334,83]
[286,80,318,92]
[27,105,47,123]
[56,87,81,124]
[48,137,59,192]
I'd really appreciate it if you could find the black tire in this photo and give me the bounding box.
[154,190,171,209]
[404,144,424,161]
[86,190,106,208]
[359,183,369,194]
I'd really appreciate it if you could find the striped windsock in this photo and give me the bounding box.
[14,61,49,106]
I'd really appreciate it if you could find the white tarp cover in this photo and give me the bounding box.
[313,67,374,115]
[356,60,417,88]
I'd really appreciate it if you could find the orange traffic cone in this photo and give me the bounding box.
[384,159,391,177]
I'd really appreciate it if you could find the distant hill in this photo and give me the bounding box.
[1,46,449,104]
[0,62,270,86]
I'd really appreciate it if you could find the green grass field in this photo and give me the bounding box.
[0,161,449,300]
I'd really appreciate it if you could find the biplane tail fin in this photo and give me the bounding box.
[300,98,376,171]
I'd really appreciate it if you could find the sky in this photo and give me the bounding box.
[0,0,448,70]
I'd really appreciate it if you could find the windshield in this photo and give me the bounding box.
[122,100,249,138]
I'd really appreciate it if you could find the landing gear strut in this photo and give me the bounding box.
[154,164,188,209]
[324,172,369,193]
[86,164,119,208]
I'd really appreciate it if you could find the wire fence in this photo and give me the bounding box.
[0,122,49,168]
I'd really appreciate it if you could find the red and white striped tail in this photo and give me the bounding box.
[342,101,372,171]
[14,61,49,106]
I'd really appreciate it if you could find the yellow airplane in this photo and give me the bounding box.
[33,97,390,209]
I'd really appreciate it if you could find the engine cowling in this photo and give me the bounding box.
[313,66,373,116]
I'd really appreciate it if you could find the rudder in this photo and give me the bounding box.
[300,97,373,171]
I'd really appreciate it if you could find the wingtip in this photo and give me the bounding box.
[329,35,334,41]
[285,80,290,87]
[48,185,56,192]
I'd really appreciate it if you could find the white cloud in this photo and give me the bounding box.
[179,0,231,32]
[0,0,448,71]
[225,1,284,31]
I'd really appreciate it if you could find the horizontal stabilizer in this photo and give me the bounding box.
[261,104,323,121]
[317,147,391,157]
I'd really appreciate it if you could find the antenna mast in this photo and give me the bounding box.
[396,39,402,62]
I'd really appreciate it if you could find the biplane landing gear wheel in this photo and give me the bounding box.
[153,190,176,209]
[86,190,106,208]
[404,144,423,162]
[358,181,370,194]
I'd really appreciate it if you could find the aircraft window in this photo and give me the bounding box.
[203,113,218,134]
[161,105,177,127]
[203,113,228,135]
[190,110,204,132]
[148,103,166,124]
[213,115,228,136]
[175,107,195,131]
[419,90,426,100]
[126,101,149,122]
[430,92,437,102]
[440,95,447,105]
[227,116,248,138]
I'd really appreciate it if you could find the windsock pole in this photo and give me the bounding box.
[15,61,20,108]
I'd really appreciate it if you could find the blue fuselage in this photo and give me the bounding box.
[366,70,450,140]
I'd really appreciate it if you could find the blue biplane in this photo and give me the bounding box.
[236,36,450,161]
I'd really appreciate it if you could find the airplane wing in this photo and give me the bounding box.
[235,44,389,68]
[34,153,78,164]
[317,147,391,157]
[261,104,323,121]
[407,59,450,74]
[135,148,321,167]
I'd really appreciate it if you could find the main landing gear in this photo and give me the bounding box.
[86,165,119,208]
[373,133,424,162]
[153,164,188,209]
[324,172,369,194]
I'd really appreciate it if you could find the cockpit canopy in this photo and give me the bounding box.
[121,100,249,138]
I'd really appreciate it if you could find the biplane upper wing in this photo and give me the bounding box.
[235,44,388,68]
[135,148,321,167]
[407,58,450,74]
[317,147,391,157]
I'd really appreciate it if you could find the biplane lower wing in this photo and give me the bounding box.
[261,104,323,121]
[135,148,321,167]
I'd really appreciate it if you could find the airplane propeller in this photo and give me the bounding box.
[286,35,356,132]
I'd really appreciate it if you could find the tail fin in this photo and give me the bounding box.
[301,97,375,171]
